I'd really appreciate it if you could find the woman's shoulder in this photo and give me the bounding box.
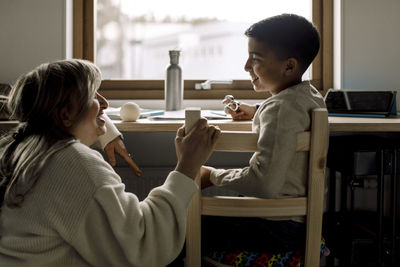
[46,141,121,187]
[58,141,104,164]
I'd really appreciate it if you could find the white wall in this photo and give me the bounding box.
[0,0,72,84]
[334,0,400,106]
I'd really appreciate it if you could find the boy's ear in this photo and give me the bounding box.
[283,58,299,75]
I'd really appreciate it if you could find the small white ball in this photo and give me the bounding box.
[120,102,140,122]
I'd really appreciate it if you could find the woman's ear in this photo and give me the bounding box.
[60,107,73,128]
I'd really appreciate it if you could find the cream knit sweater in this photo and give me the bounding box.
[210,81,326,221]
[0,142,197,267]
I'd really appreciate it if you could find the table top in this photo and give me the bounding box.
[2,116,400,133]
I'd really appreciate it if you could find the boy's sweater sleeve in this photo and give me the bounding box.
[70,160,198,267]
[209,100,304,198]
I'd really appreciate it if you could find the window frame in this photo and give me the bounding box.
[73,0,333,100]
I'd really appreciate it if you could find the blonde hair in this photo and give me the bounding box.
[0,59,101,207]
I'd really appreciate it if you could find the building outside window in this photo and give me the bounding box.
[96,0,311,80]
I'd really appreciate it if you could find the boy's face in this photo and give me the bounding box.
[244,37,288,95]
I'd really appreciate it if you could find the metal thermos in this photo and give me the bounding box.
[165,50,183,111]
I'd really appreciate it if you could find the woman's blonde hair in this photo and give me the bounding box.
[0,59,101,207]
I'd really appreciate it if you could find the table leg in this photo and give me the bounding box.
[390,149,397,266]
[377,150,384,266]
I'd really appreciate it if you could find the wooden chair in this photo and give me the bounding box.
[185,107,329,267]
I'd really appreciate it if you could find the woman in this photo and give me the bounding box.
[0,59,220,266]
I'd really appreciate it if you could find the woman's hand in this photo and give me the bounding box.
[104,136,142,176]
[174,118,221,179]
[222,99,257,121]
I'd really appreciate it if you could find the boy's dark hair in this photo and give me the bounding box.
[245,14,320,72]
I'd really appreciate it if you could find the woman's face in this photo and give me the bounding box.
[71,92,109,146]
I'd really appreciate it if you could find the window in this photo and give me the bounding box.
[73,0,332,99]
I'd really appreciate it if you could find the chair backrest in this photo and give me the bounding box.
[185,107,329,267]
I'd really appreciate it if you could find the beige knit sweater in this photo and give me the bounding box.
[0,142,197,267]
[210,81,326,221]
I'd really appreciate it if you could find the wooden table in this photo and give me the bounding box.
[2,116,400,133]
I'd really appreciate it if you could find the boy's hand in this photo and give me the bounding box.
[104,136,143,176]
[200,166,215,189]
[174,118,221,179]
[222,100,257,121]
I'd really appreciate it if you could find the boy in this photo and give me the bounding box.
[200,13,326,255]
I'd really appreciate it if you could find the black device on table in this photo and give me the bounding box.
[324,89,397,118]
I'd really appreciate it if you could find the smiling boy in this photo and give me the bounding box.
[200,14,327,254]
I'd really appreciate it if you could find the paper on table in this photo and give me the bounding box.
[149,110,230,120]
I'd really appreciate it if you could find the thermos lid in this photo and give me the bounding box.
[169,50,180,56]
[169,50,180,64]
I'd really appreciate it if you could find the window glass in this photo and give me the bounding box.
[96,0,312,80]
